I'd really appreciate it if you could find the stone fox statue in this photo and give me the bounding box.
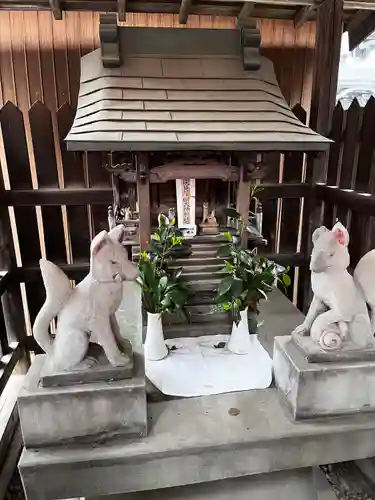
[33,226,139,372]
[293,222,375,351]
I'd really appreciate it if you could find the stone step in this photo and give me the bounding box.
[189,241,222,250]
[172,256,226,267]
[187,292,217,306]
[164,306,230,325]
[162,321,232,339]
[185,278,222,292]
[177,263,225,273]
[180,271,225,282]
[190,248,219,257]
[188,234,227,244]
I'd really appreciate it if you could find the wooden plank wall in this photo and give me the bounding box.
[0,12,316,112]
[321,97,375,268]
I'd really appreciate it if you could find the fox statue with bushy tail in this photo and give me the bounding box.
[33,226,139,373]
[293,222,375,351]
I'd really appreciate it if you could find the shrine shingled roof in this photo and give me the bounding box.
[65,27,331,152]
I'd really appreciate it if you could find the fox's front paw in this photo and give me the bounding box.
[292,323,309,337]
[109,353,132,367]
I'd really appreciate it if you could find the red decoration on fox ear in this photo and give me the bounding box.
[334,229,345,246]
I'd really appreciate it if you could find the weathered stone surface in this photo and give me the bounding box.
[18,353,147,448]
[89,468,319,500]
[293,333,375,363]
[19,385,375,499]
[274,335,375,420]
[116,281,143,350]
[40,339,134,387]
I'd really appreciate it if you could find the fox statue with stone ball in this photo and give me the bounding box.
[293,222,375,351]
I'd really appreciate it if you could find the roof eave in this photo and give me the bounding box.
[66,138,332,153]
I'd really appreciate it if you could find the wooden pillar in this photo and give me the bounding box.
[236,164,250,247]
[136,153,151,251]
[299,0,343,310]
[310,0,343,146]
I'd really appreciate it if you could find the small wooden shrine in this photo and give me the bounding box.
[66,18,330,251]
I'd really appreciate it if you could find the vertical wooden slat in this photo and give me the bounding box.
[23,11,44,105]
[336,98,362,227]
[356,96,375,193]
[0,12,16,105]
[9,12,30,111]
[0,102,40,266]
[0,149,29,366]
[57,103,84,187]
[29,101,66,262]
[57,102,91,261]
[356,97,375,251]
[279,104,306,301]
[38,12,58,111]
[261,152,280,252]
[65,12,81,106]
[28,101,65,326]
[323,101,345,228]
[52,15,71,106]
[86,151,111,236]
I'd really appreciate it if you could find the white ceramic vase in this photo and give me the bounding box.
[227,307,255,355]
[144,312,168,361]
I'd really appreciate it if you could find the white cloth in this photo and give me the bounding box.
[145,334,273,397]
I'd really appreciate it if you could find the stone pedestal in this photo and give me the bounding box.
[274,335,375,420]
[18,352,147,448]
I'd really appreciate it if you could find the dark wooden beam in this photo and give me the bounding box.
[136,153,151,251]
[236,2,256,27]
[310,0,344,140]
[179,0,191,24]
[118,0,127,22]
[262,252,308,267]
[316,184,375,215]
[49,0,62,19]
[347,10,375,50]
[257,182,310,200]
[15,263,90,283]
[0,188,112,207]
[0,0,374,16]
[236,164,250,247]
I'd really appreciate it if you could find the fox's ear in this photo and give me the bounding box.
[312,226,328,244]
[91,231,109,257]
[108,225,125,243]
[332,222,349,247]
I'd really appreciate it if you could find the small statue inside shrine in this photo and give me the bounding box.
[199,202,219,235]
[168,207,176,223]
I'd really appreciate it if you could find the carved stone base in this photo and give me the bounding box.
[274,335,375,420]
[292,333,375,363]
[40,339,134,388]
[18,353,147,448]
[199,224,219,235]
